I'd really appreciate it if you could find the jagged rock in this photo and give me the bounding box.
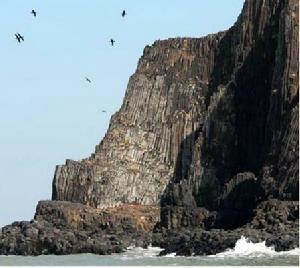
[158,206,213,230]
[153,200,299,256]
[247,199,299,231]
[0,201,160,255]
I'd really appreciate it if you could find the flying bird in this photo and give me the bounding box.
[121,10,127,17]
[101,110,107,113]
[110,39,115,46]
[15,33,24,43]
[15,34,21,43]
[85,77,92,83]
[31,10,37,17]
[17,33,24,41]
[18,34,24,42]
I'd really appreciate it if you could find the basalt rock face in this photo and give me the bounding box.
[159,0,299,231]
[52,0,299,251]
[153,199,299,256]
[52,34,225,208]
[152,0,299,256]
[52,0,298,216]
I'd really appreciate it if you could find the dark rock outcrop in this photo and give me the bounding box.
[154,0,299,255]
[0,201,159,255]
[153,200,299,256]
[161,0,299,222]
[1,0,298,256]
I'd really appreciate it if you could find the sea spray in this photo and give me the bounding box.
[212,236,300,258]
[121,246,163,260]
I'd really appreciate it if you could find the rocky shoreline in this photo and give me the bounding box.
[153,199,299,256]
[0,199,298,256]
[0,201,159,256]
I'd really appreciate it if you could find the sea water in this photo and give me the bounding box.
[0,236,299,266]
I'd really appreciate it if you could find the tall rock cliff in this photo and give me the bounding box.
[160,0,299,229]
[52,34,225,208]
[52,0,298,225]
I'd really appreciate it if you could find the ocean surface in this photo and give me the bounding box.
[0,236,299,266]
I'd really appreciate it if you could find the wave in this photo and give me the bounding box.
[211,236,300,258]
[123,237,299,259]
[165,252,177,257]
[120,245,163,260]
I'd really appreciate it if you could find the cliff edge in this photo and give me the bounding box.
[53,0,298,212]
[52,34,224,208]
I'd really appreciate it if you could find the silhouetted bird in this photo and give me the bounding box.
[15,33,24,43]
[17,33,24,42]
[31,10,37,17]
[110,39,115,46]
[101,110,107,113]
[85,77,92,83]
[15,34,21,43]
[121,10,127,17]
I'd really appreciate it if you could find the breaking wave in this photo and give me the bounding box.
[123,236,299,260]
[120,246,163,260]
[0,241,298,266]
[212,236,300,258]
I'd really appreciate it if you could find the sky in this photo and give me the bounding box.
[0,0,244,227]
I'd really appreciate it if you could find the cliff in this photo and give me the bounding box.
[53,0,298,213]
[160,0,299,230]
[0,0,298,256]
[52,34,225,207]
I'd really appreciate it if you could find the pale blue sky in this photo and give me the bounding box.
[0,0,244,227]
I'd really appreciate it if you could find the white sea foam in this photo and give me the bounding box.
[165,252,177,257]
[212,236,300,258]
[0,243,298,266]
[120,245,163,260]
[123,237,299,260]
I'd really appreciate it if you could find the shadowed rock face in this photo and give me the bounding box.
[160,0,299,230]
[153,199,299,256]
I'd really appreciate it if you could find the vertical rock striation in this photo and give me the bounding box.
[160,0,299,230]
[53,0,298,226]
[52,34,225,208]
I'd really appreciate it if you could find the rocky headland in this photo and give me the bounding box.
[0,0,298,256]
